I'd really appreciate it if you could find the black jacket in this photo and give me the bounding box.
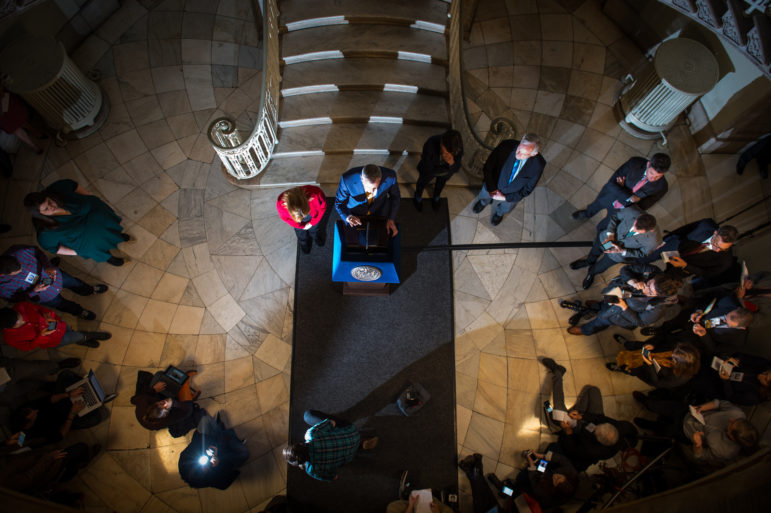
[482,139,545,203]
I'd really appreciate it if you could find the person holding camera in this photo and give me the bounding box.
[0,245,107,320]
[0,303,111,350]
[514,449,578,512]
[566,263,682,336]
[178,412,249,489]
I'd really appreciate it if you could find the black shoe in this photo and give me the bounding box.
[431,197,441,211]
[539,357,566,376]
[472,201,486,214]
[613,333,628,345]
[570,258,590,270]
[107,257,124,266]
[458,453,482,473]
[582,273,595,289]
[640,327,660,337]
[57,357,81,369]
[633,417,658,431]
[93,284,108,294]
[79,310,96,321]
[571,209,587,220]
[413,195,423,212]
[76,339,99,348]
[632,391,648,406]
[120,233,131,241]
[89,332,112,340]
[490,214,503,226]
[559,300,583,311]
[606,362,621,372]
[568,311,583,326]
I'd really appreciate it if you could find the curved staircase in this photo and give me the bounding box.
[258,0,465,189]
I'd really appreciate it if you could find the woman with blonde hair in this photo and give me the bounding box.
[276,185,328,254]
[607,341,701,389]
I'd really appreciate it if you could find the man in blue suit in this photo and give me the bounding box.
[572,153,670,220]
[472,134,545,226]
[335,164,400,237]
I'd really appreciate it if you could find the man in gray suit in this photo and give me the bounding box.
[570,206,661,289]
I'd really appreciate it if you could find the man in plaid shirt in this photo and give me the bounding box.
[283,410,378,481]
[0,245,107,320]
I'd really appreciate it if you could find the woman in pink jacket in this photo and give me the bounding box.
[276,186,329,254]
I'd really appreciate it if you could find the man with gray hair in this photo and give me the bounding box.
[472,133,545,226]
[335,164,400,237]
[540,357,634,471]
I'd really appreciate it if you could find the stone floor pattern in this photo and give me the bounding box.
[0,1,770,512]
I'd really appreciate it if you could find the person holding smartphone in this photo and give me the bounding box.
[511,450,578,511]
[0,303,111,350]
[569,206,661,290]
[608,341,701,390]
[0,245,108,320]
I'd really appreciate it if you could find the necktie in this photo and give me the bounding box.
[613,176,649,209]
[366,189,375,215]
[508,159,522,184]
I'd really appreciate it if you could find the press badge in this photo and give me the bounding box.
[24,272,38,284]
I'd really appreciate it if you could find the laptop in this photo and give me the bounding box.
[65,370,107,416]
[149,365,189,398]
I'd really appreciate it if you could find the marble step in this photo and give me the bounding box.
[281,58,448,94]
[279,91,449,125]
[281,24,447,64]
[258,152,472,188]
[274,122,443,156]
[279,0,449,28]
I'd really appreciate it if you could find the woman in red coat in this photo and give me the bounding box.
[0,303,111,350]
[276,185,329,254]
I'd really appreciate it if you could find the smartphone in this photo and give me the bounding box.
[544,400,553,413]
[47,321,57,331]
[17,431,25,446]
[603,295,620,304]
[537,459,548,473]
[40,275,53,286]
[502,485,514,496]
[641,346,651,359]
[601,240,615,251]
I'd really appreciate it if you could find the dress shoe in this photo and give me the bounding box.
[640,326,660,337]
[559,299,583,311]
[90,332,112,340]
[567,326,584,336]
[539,357,566,376]
[633,417,658,431]
[582,273,595,289]
[120,233,131,242]
[431,197,441,211]
[93,284,108,294]
[77,339,99,348]
[57,358,81,369]
[107,256,124,266]
[570,258,590,270]
[79,310,96,321]
[613,333,628,345]
[490,214,503,226]
[571,210,587,220]
[458,453,482,473]
[412,195,423,212]
[568,312,584,326]
[472,201,486,214]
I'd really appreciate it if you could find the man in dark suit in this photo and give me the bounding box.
[472,133,545,226]
[335,164,400,237]
[571,206,661,289]
[413,129,463,211]
[572,153,670,220]
[643,219,738,288]
[567,264,682,336]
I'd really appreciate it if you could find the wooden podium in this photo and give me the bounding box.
[332,217,400,296]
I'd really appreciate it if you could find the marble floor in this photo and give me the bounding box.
[0,0,769,512]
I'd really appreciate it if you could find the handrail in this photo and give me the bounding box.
[208,0,280,180]
[448,0,518,179]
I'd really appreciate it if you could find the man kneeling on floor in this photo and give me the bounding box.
[283,409,378,481]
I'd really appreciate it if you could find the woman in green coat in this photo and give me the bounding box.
[24,179,127,266]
